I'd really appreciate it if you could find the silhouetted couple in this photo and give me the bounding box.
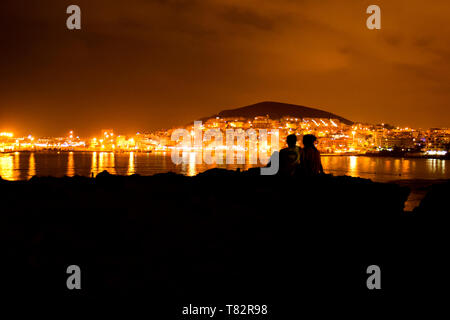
[276,134,324,177]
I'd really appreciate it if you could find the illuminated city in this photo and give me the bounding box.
[1,116,449,157]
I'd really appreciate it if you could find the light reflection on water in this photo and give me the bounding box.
[28,152,36,178]
[318,156,449,182]
[0,153,15,181]
[0,152,449,182]
[127,152,135,175]
[91,151,98,177]
[67,152,75,177]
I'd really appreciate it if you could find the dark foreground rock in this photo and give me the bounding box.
[0,171,447,312]
[414,180,450,216]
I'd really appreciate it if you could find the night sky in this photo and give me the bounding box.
[1,0,450,136]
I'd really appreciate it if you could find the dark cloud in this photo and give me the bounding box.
[219,7,279,31]
[1,0,450,136]
[384,34,403,47]
[414,36,433,48]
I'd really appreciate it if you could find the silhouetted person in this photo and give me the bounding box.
[278,134,302,176]
[300,134,324,176]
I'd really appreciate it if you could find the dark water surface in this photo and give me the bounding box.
[1,151,448,182]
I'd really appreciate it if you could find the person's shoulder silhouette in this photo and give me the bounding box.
[300,134,324,176]
[279,134,301,176]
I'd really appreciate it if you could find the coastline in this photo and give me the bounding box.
[2,149,449,160]
[388,179,449,212]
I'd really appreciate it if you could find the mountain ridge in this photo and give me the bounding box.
[199,101,353,125]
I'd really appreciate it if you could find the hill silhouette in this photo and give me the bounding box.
[201,101,353,125]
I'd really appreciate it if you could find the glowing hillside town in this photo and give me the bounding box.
[1,115,449,158]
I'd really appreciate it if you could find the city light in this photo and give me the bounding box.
[0,118,449,156]
[0,132,14,138]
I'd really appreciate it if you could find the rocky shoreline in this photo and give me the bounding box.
[0,170,448,307]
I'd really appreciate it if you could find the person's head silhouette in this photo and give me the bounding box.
[286,134,297,148]
[303,134,317,148]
